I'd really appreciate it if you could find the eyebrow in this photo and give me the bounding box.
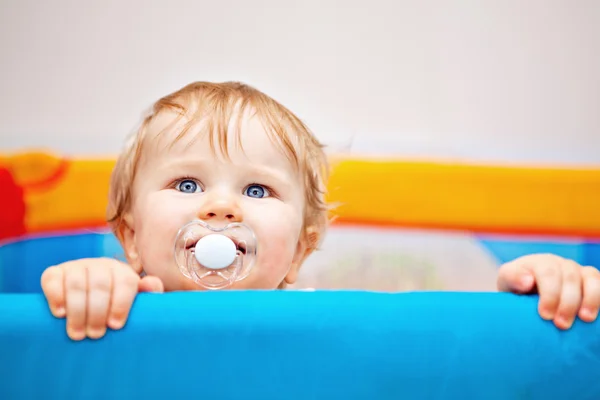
[158,158,295,189]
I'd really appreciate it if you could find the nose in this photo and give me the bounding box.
[197,194,243,224]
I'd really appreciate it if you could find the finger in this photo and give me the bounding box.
[531,259,562,321]
[107,266,139,330]
[496,260,535,293]
[138,275,164,293]
[40,266,66,318]
[553,261,582,330]
[579,266,600,322]
[85,263,113,339]
[64,264,88,341]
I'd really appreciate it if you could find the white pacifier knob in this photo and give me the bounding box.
[194,234,237,270]
[174,220,257,290]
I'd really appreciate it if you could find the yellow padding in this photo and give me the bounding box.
[326,158,600,236]
[2,152,599,236]
[24,159,112,232]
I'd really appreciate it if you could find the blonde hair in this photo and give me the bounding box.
[107,81,329,259]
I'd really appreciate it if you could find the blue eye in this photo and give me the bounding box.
[176,179,202,193]
[245,184,270,198]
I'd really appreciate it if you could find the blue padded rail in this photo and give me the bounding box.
[1,291,599,400]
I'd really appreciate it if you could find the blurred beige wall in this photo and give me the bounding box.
[0,0,598,165]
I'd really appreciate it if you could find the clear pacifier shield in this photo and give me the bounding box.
[174,220,257,290]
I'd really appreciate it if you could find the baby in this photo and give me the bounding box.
[41,81,600,341]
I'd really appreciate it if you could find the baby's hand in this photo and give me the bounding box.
[40,258,164,340]
[497,254,600,329]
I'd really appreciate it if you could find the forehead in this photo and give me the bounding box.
[140,109,301,175]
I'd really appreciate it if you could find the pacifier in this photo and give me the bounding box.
[174,220,257,290]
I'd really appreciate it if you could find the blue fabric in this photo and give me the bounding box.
[1,291,599,399]
[584,243,600,268]
[477,237,600,266]
[0,231,121,293]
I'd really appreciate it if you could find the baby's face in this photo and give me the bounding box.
[122,112,308,290]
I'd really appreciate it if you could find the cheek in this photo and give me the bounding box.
[136,197,179,240]
[248,204,304,275]
[132,193,194,274]
[136,192,199,231]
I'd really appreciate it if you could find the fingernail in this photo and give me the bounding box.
[68,327,85,341]
[54,306,65,317]
[86,327,107,340]
[555,315,572,329]
[540,307,554,320]
[580,307,598,321]
[108,318,124,330]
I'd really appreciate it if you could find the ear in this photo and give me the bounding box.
[117,213,143,274]
[284,226,320,285]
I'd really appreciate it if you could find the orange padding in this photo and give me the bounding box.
[1,152,599,238]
